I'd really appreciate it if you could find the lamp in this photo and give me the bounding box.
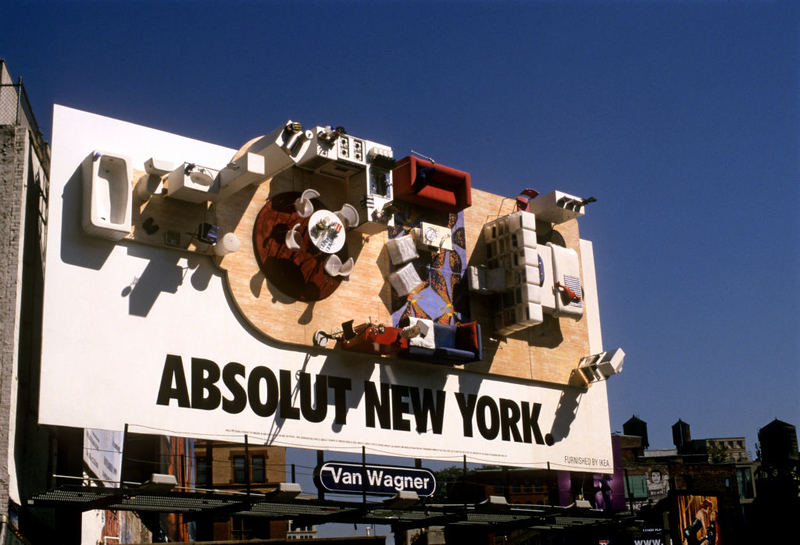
[214,233,240,256]
[476,495,509,512]
[572,348,625,387]
[313,330,331,347]
[383,490,419,509]
[266,482,302,501]
[138,473,177,493]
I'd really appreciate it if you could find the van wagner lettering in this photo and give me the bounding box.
[318,461,436,496]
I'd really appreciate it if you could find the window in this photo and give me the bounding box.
[233,455,246,484]
[196,457,207,487]
[737,467,754,499]
[231,454,268,484]
[252,455,266,483]
[231,516,255,540]
[624,474,648,500]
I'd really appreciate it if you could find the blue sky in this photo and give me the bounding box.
[4,0,798,532]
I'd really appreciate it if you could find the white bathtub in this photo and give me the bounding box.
[81,150,133,240]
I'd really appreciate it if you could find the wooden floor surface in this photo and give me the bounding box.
[128,167,591,386]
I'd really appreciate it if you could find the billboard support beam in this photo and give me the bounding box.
[205,441,213,494]
[244,434,251,501]
[317,450,325,500]
[361,446,367,505]
[463,455,467,511]
[118,423,128,489]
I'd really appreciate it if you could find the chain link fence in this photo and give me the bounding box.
[0,80,50,170]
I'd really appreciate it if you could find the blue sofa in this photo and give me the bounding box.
[398,317,482,365]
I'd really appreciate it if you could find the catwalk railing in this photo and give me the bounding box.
[0,79,50,171]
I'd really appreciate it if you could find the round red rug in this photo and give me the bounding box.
[252,192,349,301]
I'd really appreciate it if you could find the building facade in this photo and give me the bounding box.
[194,439,287,540]
[0,59,52,544]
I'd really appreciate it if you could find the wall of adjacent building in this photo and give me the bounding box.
[0,61,55,543]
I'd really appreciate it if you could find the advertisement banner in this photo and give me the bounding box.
[677,495,720,545]
[83,428,124,487]
[40,106,614,472]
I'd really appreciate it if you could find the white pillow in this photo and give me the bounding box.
[406,317,435,349]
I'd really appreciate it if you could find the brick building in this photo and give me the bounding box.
[194,439,287,540]
[0,59,52,544]
[616,417,783,544]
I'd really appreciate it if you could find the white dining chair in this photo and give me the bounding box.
[335,203,359,229]
[337,257,354,277]
[294,189,320,218]
[324,254,342,276]
[285,224,302,251]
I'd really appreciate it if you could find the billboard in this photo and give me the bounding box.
[40,106,615,471]
[83,428,124,487]
[677,495,720,545]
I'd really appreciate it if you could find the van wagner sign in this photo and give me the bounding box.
[317,462,436,497]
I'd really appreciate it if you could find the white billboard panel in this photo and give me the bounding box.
[40,106,614,472]
[83,429,124,487]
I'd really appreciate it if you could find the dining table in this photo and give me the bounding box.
[308,209,346,254]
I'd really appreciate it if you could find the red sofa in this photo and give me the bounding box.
[392,156,472,213]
